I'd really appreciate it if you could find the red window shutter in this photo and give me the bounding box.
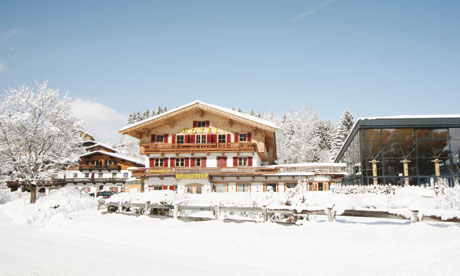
[170,158,175,167]
[149,158,155,168]
[233,156,238,167]
[234,133,239,142]
[151,134,156,143]
[172,134,176,144]
[227,134,231,143]
[247,132,252,142]
[248,156,253,166]
[207,134,212,143]
[202,157,207,167]
[191,157,196,167]
[205,121,210,127]
[186,134,191,143]
[169,186,175,191]
[193,121,197,128]
[185,157,190,167]
[164,134,169,143]
[164,158,169,168]
[190,134,195,143]
[162,185,168,190]
[213,134,217,143]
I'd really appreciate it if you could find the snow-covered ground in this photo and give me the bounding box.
[0,187,460,276]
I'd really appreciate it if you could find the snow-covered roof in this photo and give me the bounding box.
[360,114,460,120]
[80,151,146,167]
[120,100,278,132]
[85,142,117,152]
[266,172,315,176]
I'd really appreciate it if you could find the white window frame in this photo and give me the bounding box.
[175,158,185,167]
[176,135,184,144]
[218,134,226,143]
[197,121,206,128]
[239,133,247,142]
[238,157,248,166]
[237,183,250,192]
[156,135,164,143]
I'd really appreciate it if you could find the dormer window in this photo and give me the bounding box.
[193,121,210,128]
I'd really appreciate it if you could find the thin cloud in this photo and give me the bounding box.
[0,60,7,73]
[292,0,337,22]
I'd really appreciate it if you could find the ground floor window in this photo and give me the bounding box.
[237,183,250,192]
[318,182,324,191]
[308,183,313,191]
[214,184,227,192]
[185,184,203,194]
[286,183,297,189]
[265,183,277,192]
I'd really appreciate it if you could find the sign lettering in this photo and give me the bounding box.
[175,173,209,180]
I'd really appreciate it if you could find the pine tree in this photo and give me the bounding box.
[330,108,354,160]
[156,106,162,115]
[142,108,150,120]
[312,120,336,162]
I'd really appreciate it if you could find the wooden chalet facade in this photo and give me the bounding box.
[121,101,346,194]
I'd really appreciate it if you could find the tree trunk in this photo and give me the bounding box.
[30,185,37,204]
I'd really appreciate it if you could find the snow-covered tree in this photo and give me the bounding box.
[330,108,354,160]
[115,135,146,162]
[312,119,336,162]
[0,81,85,203]
[142,109,150,120]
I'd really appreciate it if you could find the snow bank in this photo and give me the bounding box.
[0,189,29,204]
[0,187,98,226]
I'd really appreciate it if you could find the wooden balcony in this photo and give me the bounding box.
[79,165,121,171]
[141,142,258,155]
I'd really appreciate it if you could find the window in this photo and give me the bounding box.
[318,182,324,191]
[112,173,117,178]
[286,183,297,189]
[215,184,227,193]
[237,184,250,192]
[73,173,78,178]
[176,135,184,144]
[155,158,164,167]
[217,157,227,168]
[176,158,185,167]
[84,173,89,178]
[156,135,164,143]
[85,161,89,165]
[239,133,247,142]
[123,172,129,178]
[196,157,202,167]
[196,135,206,144]
[238,157,248,166]
[154,186,162,191]
[98,173,103,178]
[197,121,206,128]
[218,134,226,143]
[265,183,276,192]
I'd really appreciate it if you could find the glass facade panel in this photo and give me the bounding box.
[449,128,460,139]
[338,125,460,187]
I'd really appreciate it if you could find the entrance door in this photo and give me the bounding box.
[185,184,203,194]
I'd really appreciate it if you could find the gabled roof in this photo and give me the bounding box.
[120,100,278,135]
[85,142,117,153]
[80,150,146,167]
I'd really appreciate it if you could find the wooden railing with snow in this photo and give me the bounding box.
[97,201,460,224]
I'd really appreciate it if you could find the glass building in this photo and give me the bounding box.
[334,116,460,187]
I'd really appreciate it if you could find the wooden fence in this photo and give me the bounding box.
[98,201,460,225]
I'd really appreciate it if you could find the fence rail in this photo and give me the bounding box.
[98,201,460,225]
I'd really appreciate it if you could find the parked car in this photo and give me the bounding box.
[97,191,116,198]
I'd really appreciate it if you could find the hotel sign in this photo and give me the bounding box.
[149,169,172,174]
[175,173,209,180]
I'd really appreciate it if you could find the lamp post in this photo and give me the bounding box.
[400,159,410,187]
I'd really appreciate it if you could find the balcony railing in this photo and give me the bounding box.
[61,177,129,183]
[141,142,257,154]
[79,165,121,171]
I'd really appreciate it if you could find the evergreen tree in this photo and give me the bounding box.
[330,108,354,160]
[142,108,150,120]
[312,120,336,162]
[156,106,162,115]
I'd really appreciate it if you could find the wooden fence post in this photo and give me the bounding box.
[118,202,122,213]
[411,210,419,223]
[262,206,268,222]
[214,205,220,220]
[144,201,150,215]
[173,204,179,220]
[327,207,335,222]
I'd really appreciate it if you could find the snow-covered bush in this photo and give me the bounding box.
[330,184,397,195]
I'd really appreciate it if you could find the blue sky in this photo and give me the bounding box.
[1,0,459,141]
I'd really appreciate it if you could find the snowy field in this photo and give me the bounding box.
[1,188,460,276]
